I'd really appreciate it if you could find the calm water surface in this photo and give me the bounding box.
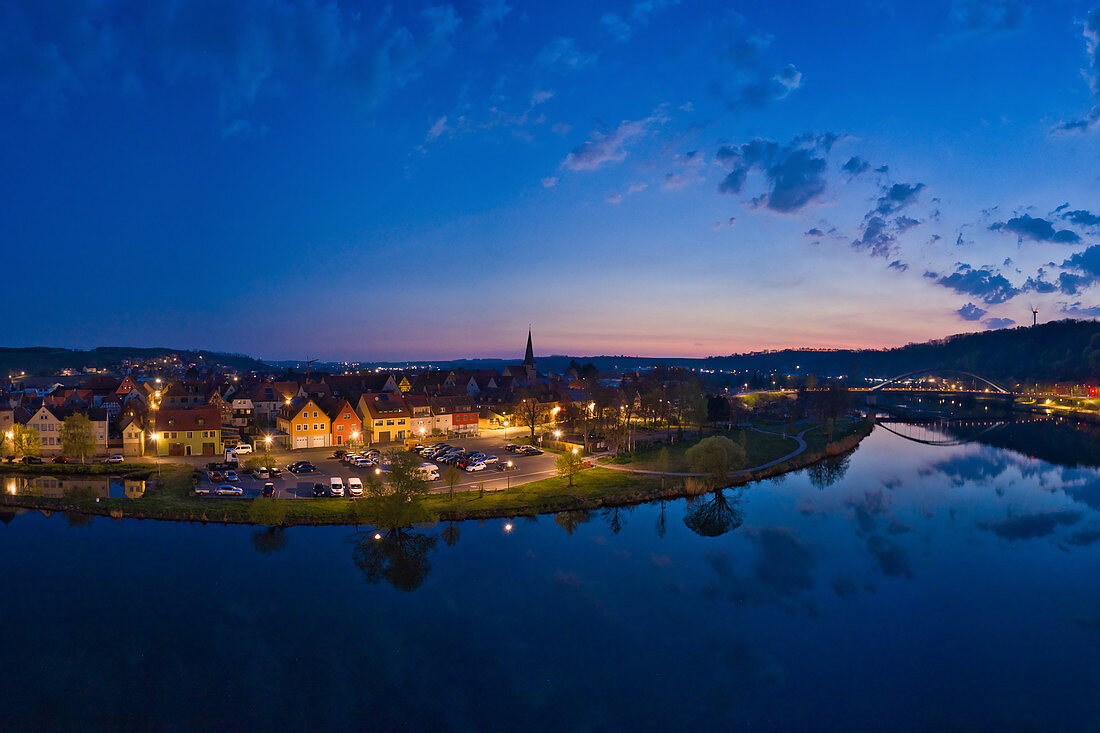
[2,422,1099,731]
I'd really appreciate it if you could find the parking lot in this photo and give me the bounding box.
[192,433,561,498]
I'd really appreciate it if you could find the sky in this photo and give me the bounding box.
[2,0,1100,362]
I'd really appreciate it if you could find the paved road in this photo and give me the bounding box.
[192,432,559,498]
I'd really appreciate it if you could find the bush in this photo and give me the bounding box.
[248,496,286,526]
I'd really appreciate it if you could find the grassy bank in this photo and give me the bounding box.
[602,426,798,471]
[0,419,874,526]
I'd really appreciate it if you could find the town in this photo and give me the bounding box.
[0,331,824,465]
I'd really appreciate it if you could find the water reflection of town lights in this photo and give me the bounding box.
[373,532,382,540]
[504,523,513,533]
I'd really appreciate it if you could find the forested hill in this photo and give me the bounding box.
[0,347,268,376]
[699,319,1100,383]
[532,320,1100,383]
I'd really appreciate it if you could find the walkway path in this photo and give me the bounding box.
[593,427,812,478]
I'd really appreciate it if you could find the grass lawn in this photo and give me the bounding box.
[602,427,799,472]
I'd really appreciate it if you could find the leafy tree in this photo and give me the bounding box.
[442,464,462,501]
[248,496,286,526]
[368,450,432,527]
[60,414,96,463]
[555,449,584,487]
[11,425,41,458]
[685,435,746,490]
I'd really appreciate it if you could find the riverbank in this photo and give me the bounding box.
[0,419,874,526]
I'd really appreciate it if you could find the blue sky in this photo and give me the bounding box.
[2,0,1100,361]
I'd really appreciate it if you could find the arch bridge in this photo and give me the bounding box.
[868,369,1011,394]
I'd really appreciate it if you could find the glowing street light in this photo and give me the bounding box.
[554,429,562,440]
[504,523,513,533]
[503,420,509,440]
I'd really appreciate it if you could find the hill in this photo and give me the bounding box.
[0,347,269,377]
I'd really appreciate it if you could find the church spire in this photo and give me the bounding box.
[523,328,535,366]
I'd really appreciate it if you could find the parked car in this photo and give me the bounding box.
[105,455,125,464]
[194,486,211,495]
[353,457,372,467]
[232,443,253,455]
[215,485,244,496]
[288,461,316,474]
[209,471,224,482]
[465,462,487,472]
[409,443,425,453]
[224,470,239,482]
[418,463,440,481]
[254,468,270,480]
[329,477,345,497]
[52,456,71,464]
[312,483,326,498]
[480,455,499,464]
[332,449,348,459]
[268,467,282,478]
[495,461,519,471]
[520,447,543,456]
[347,477,363,496]
[261,482,276,497]
[22,456,43,464]
[504,444,522,452]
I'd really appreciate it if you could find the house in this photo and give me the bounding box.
[249,382,286,426]
[230,395,254,428]
[153,406,223,456]
[207,390,232,425]
[327,398,363,446]
[358,392,411,445]
[403,394,435,437]
[18,405,109,455]
[277,397,331,449]
[119,416,145,457]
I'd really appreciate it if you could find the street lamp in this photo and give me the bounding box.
[503,420,509,441]
[554,429,562,442]
[151,431,161,477]
[506,460,513,490]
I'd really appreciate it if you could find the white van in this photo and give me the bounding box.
[347,477,363,496]
[418,463,441,481]
[329,477,345,497]
[232,443,253,455]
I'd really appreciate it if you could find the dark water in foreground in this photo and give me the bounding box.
[1,422,1099,731]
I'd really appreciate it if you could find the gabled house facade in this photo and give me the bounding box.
[277,397,331,449]
[328,399,363,446]
[20,405,109,455]
[358,392,411,445]
[153,406,222,456]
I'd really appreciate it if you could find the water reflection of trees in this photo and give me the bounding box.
[805,454,851,490]
[683,490,744,537]
[250,527,288,554]
[555,510,591,535]
[655,501,667,539]
[600,505,633,535]
[353,528,438,592]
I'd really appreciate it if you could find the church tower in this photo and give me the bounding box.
[523,328,536,382]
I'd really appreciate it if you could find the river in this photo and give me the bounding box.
[1,419,1098,730]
